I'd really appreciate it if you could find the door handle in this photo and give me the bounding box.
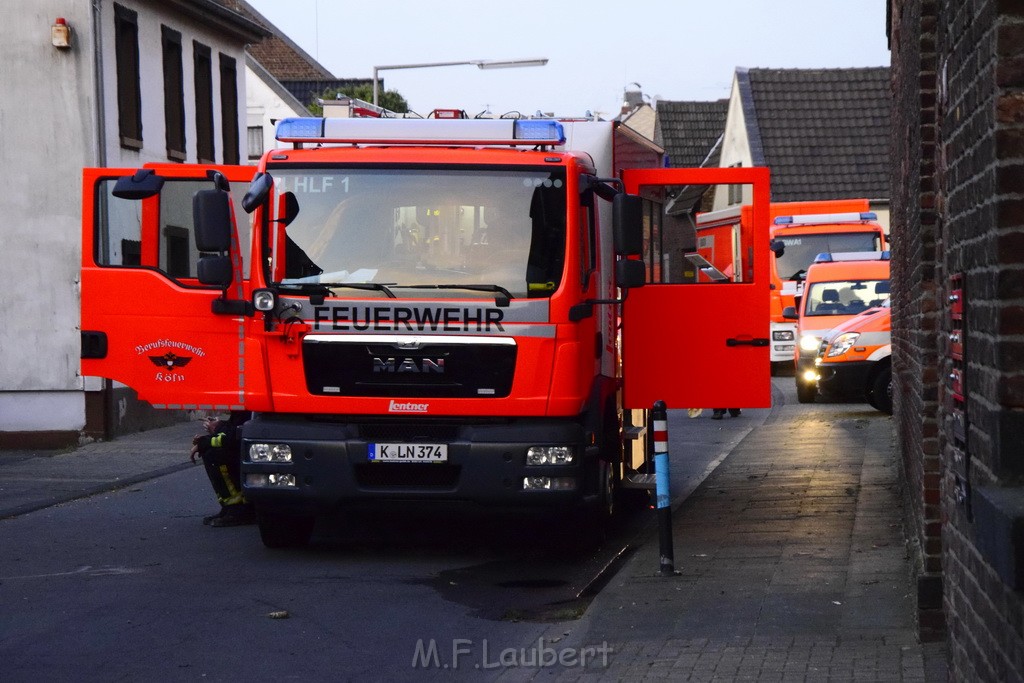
[726,337,769,347]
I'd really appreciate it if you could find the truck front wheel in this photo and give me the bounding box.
[257,510,315,549]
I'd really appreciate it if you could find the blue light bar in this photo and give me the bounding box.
[275,118,324,139]
[774,211,880,226]
[514,120,565,142]
[274,117,565,146]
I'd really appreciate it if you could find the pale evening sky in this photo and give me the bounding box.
[244,0,891,118]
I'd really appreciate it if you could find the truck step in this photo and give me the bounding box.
[623,425,647,440]
[622,472,657,489]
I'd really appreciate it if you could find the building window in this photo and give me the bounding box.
[161,26,186,161]
[193,42,215,163]
[247,126,264,161]
[219,55,240,165]
[114,4,142,149]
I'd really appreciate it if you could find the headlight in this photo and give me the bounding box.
[826,332,861,358]
[800,335,821,352]
[253,288,277,312]
[249,443,293,462]
[773,330,795,341]
[526,446,574,465]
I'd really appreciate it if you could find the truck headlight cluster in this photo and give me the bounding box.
[773,330,795,341]
[526,446,574,465]
[249,443,293,462]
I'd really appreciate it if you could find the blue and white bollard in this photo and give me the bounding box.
[653,400,678,576]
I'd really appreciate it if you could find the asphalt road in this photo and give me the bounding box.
[0,398,766,681]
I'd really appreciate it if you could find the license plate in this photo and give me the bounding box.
[368,443,448,463]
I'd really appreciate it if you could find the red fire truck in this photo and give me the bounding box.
[81,116,772,547]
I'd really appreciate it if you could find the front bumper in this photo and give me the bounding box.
[816,361,874,401]
[240,415,596,515]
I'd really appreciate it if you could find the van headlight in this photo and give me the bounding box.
[826,333,861,357]
[800,335,821,352]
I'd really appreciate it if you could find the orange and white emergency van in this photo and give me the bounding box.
[782,251,891,403]
[695,200,886,372]
[80,115,773,547]
[814,300,892,413]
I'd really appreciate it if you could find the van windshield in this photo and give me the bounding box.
[263,166,567,299]
[804,279,891,317]
[776,232,882,280]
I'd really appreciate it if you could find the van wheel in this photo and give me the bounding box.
[869,367,893,415]
[258,511,314,549]
[796,378,817,403]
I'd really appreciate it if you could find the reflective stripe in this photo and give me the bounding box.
[218,465,243,506]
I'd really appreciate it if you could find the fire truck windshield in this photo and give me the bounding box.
[775,232,882,280]
[265,167,567,299]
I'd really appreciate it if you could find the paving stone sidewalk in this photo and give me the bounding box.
[529,401,948,682]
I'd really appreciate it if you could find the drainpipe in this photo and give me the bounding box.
[91,0,106,166]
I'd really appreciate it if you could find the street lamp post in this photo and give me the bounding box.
[372,58,549,107]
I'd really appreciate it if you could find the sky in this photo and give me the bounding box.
[244,0,891,119]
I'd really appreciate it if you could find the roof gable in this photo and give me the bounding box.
[744,67,890,201]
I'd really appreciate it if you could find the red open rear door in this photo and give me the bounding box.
[80,165,257,411]
[620,167,771,410]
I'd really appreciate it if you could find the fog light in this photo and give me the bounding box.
[244,473,296,488]
[523,476,576,491]
[802,369,820,382]
[526,446,574,465]
[249,443,293,462]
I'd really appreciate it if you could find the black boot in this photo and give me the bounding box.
[711,409,725,420]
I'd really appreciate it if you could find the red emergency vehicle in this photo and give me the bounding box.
[695,200,887,372]
[80,116,772,547]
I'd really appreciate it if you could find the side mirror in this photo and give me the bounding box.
[770,239,785,257]
[197,255,233,286]
[613,194,643,256]
[193,190,232,252]
[616,258,645,289]
[242,172,273,214]
[782,306,798,320]
[112,169,165,200]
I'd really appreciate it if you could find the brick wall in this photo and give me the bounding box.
[891,0,1024,678]
[888,0,945,641]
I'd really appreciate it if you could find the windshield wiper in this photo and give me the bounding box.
[321,282,397,298]
[394,283,514,306]
[279,282,397,298]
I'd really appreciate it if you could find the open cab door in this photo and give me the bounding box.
[81,164,257,411]
[619,167,771,410]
